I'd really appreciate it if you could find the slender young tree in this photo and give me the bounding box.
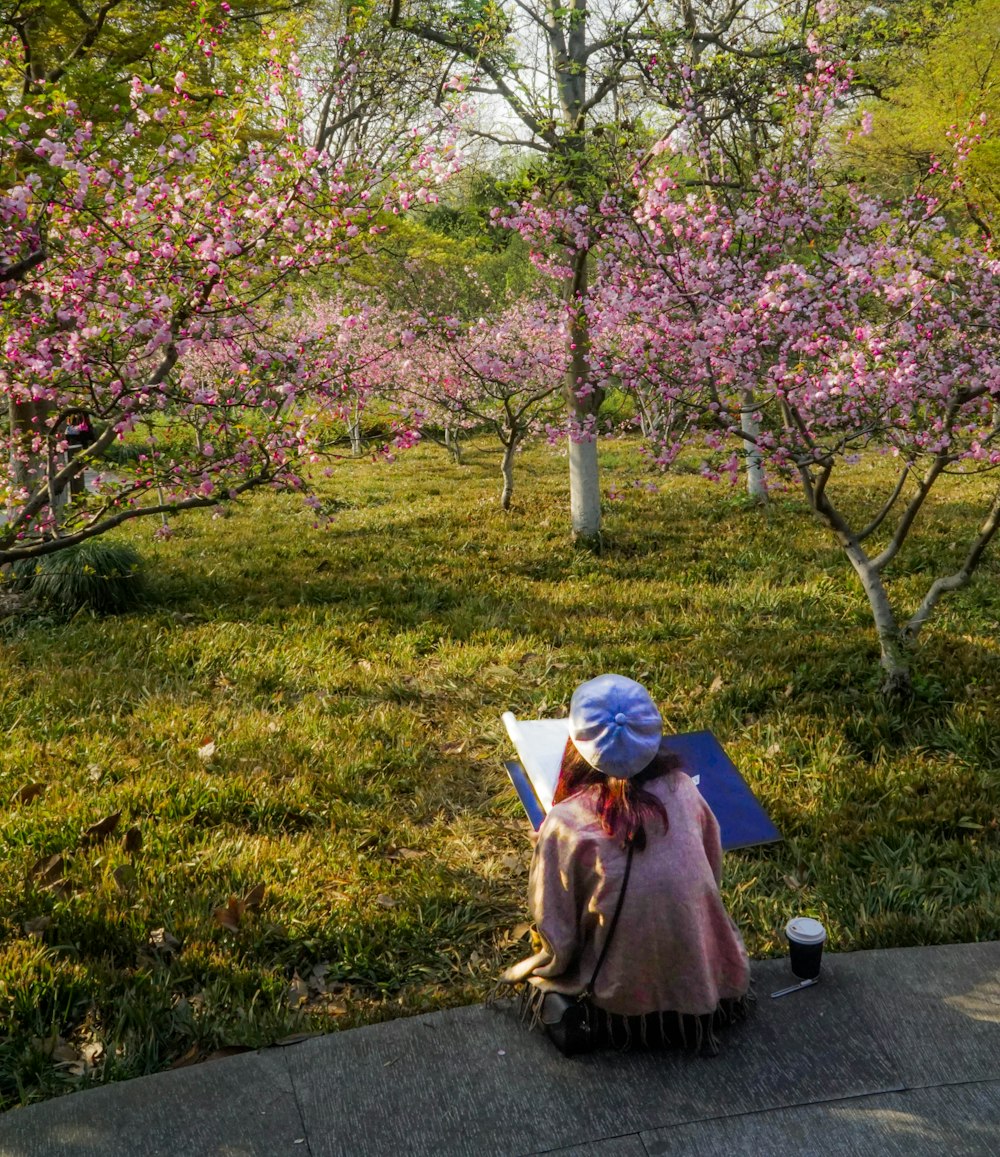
[384,0,664,544]
[394,294,566,507]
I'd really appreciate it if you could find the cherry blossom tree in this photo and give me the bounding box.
[394,294,567,508]
[292,295,407,457]
[604,57,1000,694]
[0,15,438,564]
[385,0,837,544]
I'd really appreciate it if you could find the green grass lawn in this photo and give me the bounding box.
[2,438,999,1106]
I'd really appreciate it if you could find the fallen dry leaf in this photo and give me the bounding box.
[766,742,781,758]
[29,854,65,888]
[213,895,245,932]
[309,966,328,995]
[212,885,264,931]
[312,978,328,997]
[197,740,216,763]
[512,922,532,941]
[375,894,397,909]
[82,812,121,846]
[243,883,266,911]
[783,874,803,891]
[149,927,180,954]
[23,915,52,938]
[288,974,309,1008]
[64,1040,104,1075]
[14,782,46,805]
[122,827,143,855]
[169,1045,200,1069]
[708,675,724,695]
[440,740,467,755]
[50,1042,80,1066]
[500,853,521,872]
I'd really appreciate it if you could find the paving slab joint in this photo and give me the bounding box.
[280,1048,316,1157]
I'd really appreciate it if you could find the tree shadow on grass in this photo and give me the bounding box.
[149,535,1000,749]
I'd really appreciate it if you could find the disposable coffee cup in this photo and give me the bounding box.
[785,917,826,980]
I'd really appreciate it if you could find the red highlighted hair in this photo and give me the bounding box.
[552,739,677,848]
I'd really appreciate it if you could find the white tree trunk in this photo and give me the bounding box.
[808,478,912,696]
[843,539,911,696]
[349,417,363,457]
[569,434,601,542]
[444,423,463,465]
[741,397,767,503]
[565,250,602,546]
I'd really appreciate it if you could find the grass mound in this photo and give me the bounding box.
[10,538,148,616]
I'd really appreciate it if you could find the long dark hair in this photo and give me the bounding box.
[552,739,678,848]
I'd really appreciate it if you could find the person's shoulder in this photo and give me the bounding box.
[650,767,706,811]
[649,764,694,793]
[543,788,602,837]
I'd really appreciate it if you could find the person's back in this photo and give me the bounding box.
[527,769,749,1018]
[503,674,751,1052]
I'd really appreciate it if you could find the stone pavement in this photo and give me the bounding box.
[0,941,997,1157]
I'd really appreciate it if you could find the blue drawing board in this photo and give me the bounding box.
[502,712,780,852]
[660,730,781,851]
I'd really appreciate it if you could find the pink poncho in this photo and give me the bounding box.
[504,769,750,1019]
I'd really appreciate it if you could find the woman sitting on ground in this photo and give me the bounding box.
[504,674,751,1052]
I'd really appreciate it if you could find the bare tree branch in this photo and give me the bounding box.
[0,473,272,564]
[870,456,949,573]
[857,465,910,541]
[905,485,1000,639]
[0,248,47,283]
[46,1,121,87]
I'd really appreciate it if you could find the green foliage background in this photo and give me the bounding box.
[842,0,1000,220]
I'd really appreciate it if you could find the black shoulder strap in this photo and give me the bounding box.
[581,838,635,999]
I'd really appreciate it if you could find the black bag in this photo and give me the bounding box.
[539,990,595,1056]
[539,840,635,1057]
